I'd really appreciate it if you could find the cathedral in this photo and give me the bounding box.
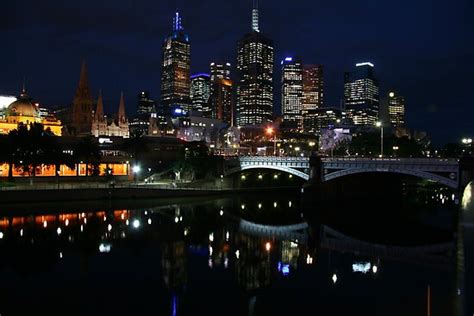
[69,61,129,138]
[91,91,130,138]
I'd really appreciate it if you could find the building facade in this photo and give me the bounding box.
[344,62,379,126]
[210,62,231,81]
[236,3,274,126]
[0,87,62,136]
[160,11,191,114]
[281,57,303,130]
[388,91,405,127]
[190,74,211,116]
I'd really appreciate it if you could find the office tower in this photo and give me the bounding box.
[302,64,324,132]
[190,73,211,116]
[281,57,303,130]
[236,1,274,126]
[344,62,379,126]
[137,91,155,114]
[388,91,405,127]
[210,62,231,81]
[160,11,191,114]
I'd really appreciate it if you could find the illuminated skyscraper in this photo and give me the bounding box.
[160,11,191,114]
[210,62,234,125]
[190,74,211,116]
[388,91,405,127]
[236,1,274,126]
[210,62,231,81]
[344,62,379,126]
[281,57,303,130]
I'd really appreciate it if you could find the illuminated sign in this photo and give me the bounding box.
[98,137,113,144]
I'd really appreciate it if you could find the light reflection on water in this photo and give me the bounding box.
[0,193,458,315]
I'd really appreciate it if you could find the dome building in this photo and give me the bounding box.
[0,87,62,135]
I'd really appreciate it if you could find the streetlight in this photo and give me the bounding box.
[375,121,384,158]
[266,127,277,156]
[133,165,141,184]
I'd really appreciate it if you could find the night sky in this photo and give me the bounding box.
[1,0,473,144]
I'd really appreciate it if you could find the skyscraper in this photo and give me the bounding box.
[71,61,93,135]
[190,73,211,116]
[302,65,323,111]
[210,62,234,126]
[236,1,274,127]
[210,62,231,81]
[388,91,405,127]
[302,64,324,132]
[344,62,379,126]
[160,11,191,114]
[281,57,303,130]
[137,91,155,115]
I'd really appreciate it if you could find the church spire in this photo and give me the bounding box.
[75,60,92,101]
[95,89,104,118]
[117,92,126,123]
[252,0,259,32]
[173,10,183,32]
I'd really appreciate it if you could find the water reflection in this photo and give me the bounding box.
[0,191,458,315]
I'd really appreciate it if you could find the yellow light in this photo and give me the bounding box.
[389,92,395,98]
[266,127,274,135]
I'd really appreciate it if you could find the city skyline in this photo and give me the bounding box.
[1,0,473,144]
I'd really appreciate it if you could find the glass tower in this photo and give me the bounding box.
[160,11,191,114]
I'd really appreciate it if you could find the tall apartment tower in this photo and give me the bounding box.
[160,11,191,114]
[281,57,303,130]
[236,1,274,126]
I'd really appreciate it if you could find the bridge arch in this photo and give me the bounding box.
[225,165,309,181]
[323,167,458,189]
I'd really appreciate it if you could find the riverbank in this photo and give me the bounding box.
[0,185,300,206]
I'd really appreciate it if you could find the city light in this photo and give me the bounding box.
[132,219,140,228]
[265,242,271,252]
[372,265,378,274]
[258,174,263,180]
[133,165,141,173]
[241,175,246,180]
[462,138,472,145]
[148,218,152,225]
[99,243,112,253]
[57,227,62,235]
[352,262,371,274]
[332,273,338,284]
[0,231,3,239]
[107,224,112,232]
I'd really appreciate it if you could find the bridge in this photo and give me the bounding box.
[225,156,472,190]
